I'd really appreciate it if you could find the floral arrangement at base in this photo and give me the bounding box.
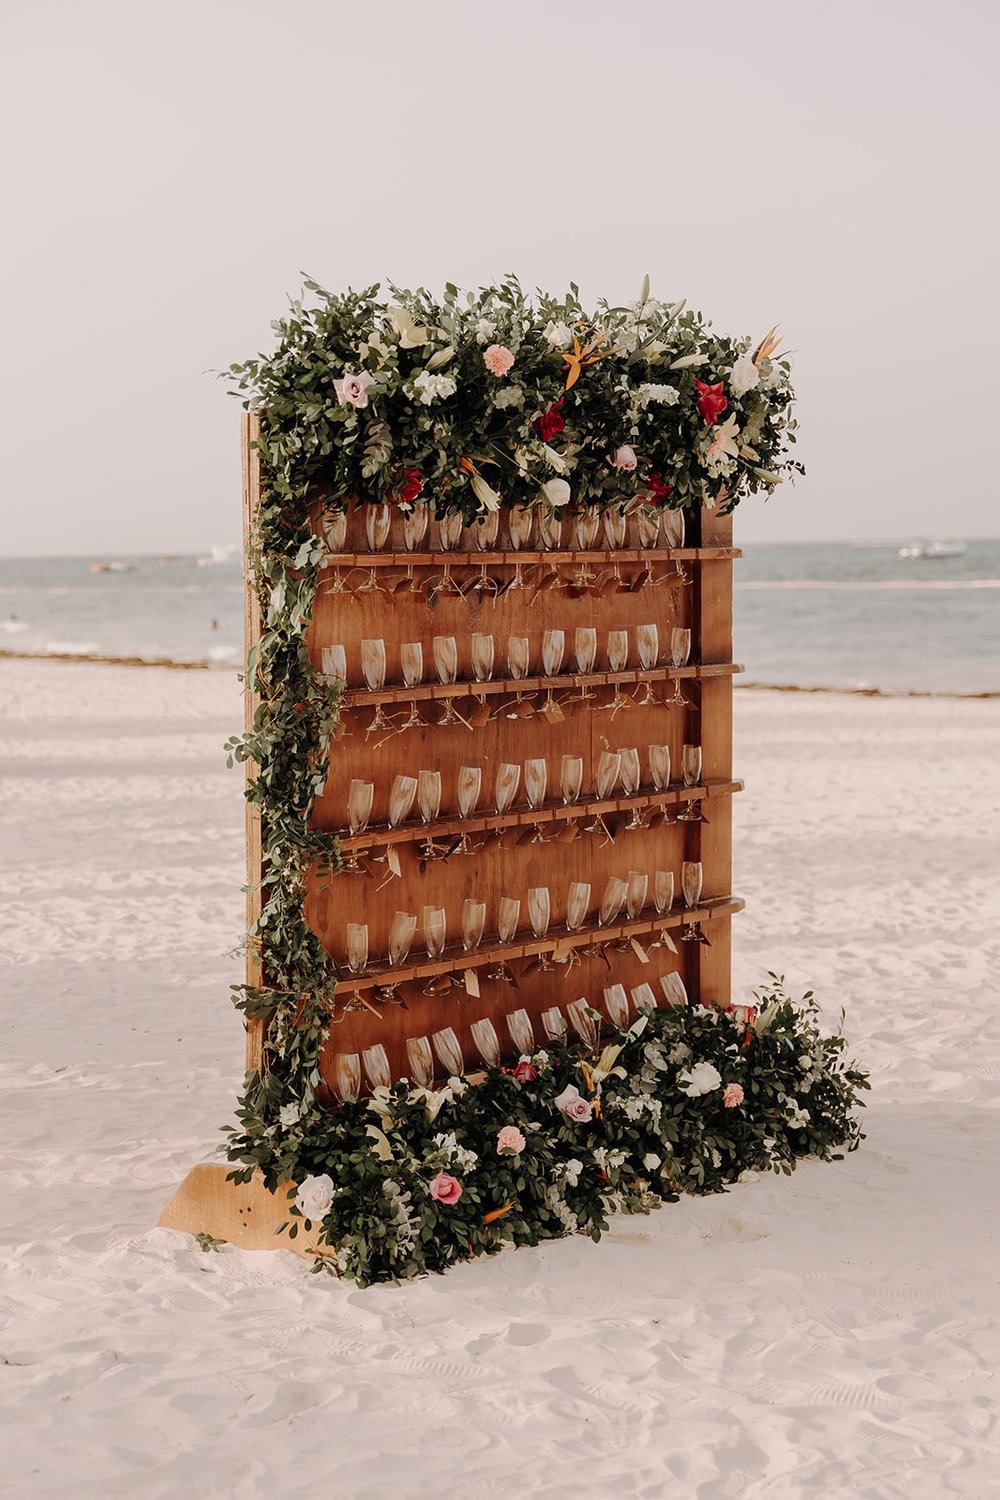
[224,979,869,1287]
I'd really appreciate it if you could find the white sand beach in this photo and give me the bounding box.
[2,659,999,1499]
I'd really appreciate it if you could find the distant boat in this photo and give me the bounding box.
[88,560,135,574]
[896,541,966,560]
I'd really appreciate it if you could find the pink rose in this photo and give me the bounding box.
[334,371,375,409]
[554,1084,593,1123]
[611,445,638,471]
[723,1083,745,1109]
[513,1060,538,1083]
[429,1172,463,1205]
[497,1125,526,1155]
[483,344,515,376]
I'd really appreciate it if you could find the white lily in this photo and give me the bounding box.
[471,472,501,512]
[386,304,429,348]
[669,352,705,370]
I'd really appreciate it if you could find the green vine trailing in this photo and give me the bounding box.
[217,278,866,1286]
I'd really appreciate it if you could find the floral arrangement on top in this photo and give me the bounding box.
[226,274,801,522]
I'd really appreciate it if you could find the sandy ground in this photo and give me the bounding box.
[2,659,999,1500]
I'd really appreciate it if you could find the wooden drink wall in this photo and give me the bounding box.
[243,413,743,1092]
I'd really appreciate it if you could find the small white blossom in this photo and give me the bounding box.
[785,1102,811,1130]
[279,1102,301,1128]
[562,1158,584,1188]
[410,370,457,405]
[643,1152,661,1172]
[678,1061,723,1098]
[636,383,681,406]
[493,384,524,410]
[543,319,573,348]
[729,352,760,397]
[666,1042,693,1066]
[475,317,496,343]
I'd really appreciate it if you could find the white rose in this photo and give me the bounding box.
[540,477,571,509]
[279,1103,300,1128]
[678,1061,723,1098]
[643,1152,661,1171]
[729,352,760,397]
[543,319,573,348]
[295,1173,334,1221]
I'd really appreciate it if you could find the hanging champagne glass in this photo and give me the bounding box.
[681,860,703,908]
[541,1006,566,1040]
[388,774,417,828]
[388,910,417,966]
[417,769,442,858]
[565,881,591,932]
[571,507,600,589]
[429,512,464,599]
[560,754,583,805]
[660,972,689,1007]
[432,1026,464,1077]
[470,1018,501,1069]
[462,898,487,953]
[626,869,647,919]
[506,1009,535,1056]
[332,1053,362,1105]
[423,905,447,958]
[567,997,599,1048]
[603,984,630,1028]
[362,1044,391,1091]
[398,641,426,730]
[433,635,463,727]
[406,1035,434,1088]
[599,875,628,926]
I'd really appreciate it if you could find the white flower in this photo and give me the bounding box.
[636,383,680,406]
[543,319,573,348]
[411,370,457,405]
[666,1042,692,1066]
[540,477,571,509]
[729,352,760,397]
[386,304,429,348]
[643,1152,661,1171]
[470,473,501,512]
[333,370,374,409]
[541,443,568,474]
[279,1103,301,1128]
[475,317,496,343]
[785,1102,811,1130]
[295,1173,334,1221]
[678,1061,723,1098]
[562,1158,584,1187]
[611,444,638,471]
[493,384,524,410]
[432,1130,478,1173]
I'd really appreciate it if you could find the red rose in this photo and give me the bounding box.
[389,467,424,505]
[647,472,673,505]
[513,1060,538,1083]
[694,379,728,427]
[536,399,565,443]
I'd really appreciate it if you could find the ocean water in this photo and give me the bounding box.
[1,540,997,694]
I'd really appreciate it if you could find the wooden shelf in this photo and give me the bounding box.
[330,897,745,999]
[320,545,741,569]
[336,778,745,851]
[336,661,742,709]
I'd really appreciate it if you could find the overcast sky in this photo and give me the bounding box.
[3,0,997,555]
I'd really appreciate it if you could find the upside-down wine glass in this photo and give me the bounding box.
[504,635,532,719]
[650,869,676,950]
[470,632,495,716]
[486,895,520,984]
[571,507,600,589]
[541,628,565,715]
[356,504,391,597]
[678,743,704,822]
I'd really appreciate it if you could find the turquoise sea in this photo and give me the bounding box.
[1,540,997,695]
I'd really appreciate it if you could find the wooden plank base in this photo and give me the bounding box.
[158,1164,323,1258]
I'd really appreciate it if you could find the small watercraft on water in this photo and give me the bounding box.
[88,560,135,573]
[896,541,966,560]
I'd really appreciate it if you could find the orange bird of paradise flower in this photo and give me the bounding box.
[562,332,613,390]
[483,1203,514,1225]
[752,326,783,367]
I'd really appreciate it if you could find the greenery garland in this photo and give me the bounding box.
[216,278,860,1287]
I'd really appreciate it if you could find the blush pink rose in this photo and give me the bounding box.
[483,344,515,376]
[496,1125,526,1155]
[611,444,638,471]
[429,1172,463,1205]
[334,371,374,409]
[723,1083,745,1109]
[554,1084,593,1123]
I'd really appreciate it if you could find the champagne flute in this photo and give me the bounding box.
[603,984,630,1027]
[603,509,627,549]
[507,1009,535,1056]
[681,744,702,786]
[636,622,659,669]
[365,503,392,552]
[475,510,500,549]
[599,875,628,926]
[524,757,548,809]
[497,896,520,943]
[661,509,685,548]
[542,629,565,676]
[565,881,591,932]
[634,510,659,549]
[417,769,443,857]
[560,754,583,804]
[388,910,417,966]
[456,765,482,853]
[508,506,534,550]
[574,626,597,674]
[471,632,495,683]
[361,637,392,737]
[402,503,429,552]
[630,982,658,1014]
[626,869,648,919]
[323,509,348,554]
[462,897,487,952]
[681,860,703,908]
[670,628,691,667]
[388,773,417,828]
[321,643,347,681]
[347,779,374,834]
[406,1035,434,1088]
[608,630,629,672]
[595,750,622,799]
[470,1018,501,1069]
[432,1026,464,1077]
[619,745,643,827]
[653,869,674,914]
[567,997,599,1047]
[362,1043,391,1090]
[538,511,562,550]
[573,507,600,550]
[333,1053,362,1105]
[508,635,530,679]
[541,1006,566,1040]
[495,762,521,814]
[433,635,462,727]
[436,512,464,551]
[527,886,551,938]
[660,972,689,1008]
[648,744,671,791]
[400,641,423,687]
[345,922,368,975]
[423,905,446,959]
